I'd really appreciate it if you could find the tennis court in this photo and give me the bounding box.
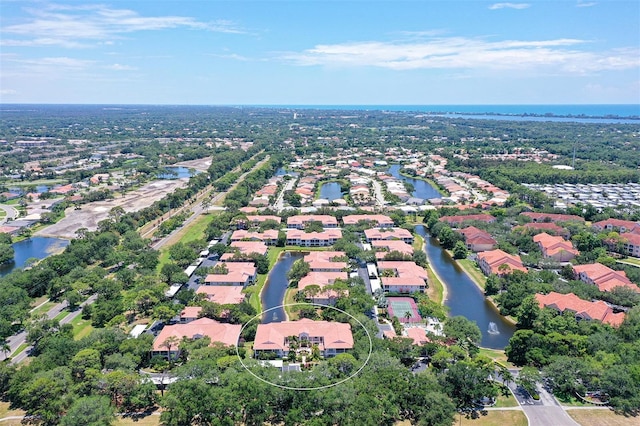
[387,297,422,324]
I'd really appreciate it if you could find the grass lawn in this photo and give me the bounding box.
[0,211,5,218]
[426,265,444,305]
[70,315,94,340]
[457,258,487,289]
[477,347,516,369]
[9,178,67,187]
[53,310,69,321]
[492,393,519,408]
[458,410,527,426]
[0,401,25,420]
[283,289,300,320]
[617,257,640,267]
[412,234,424,252]
[116,414,161,426]
[567,409,639,426]
[156,213,216,271]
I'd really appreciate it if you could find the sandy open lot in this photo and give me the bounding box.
[173,157,212,172]
[35,179,188,239]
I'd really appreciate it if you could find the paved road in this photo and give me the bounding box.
[3,295,97,364]
[506,370,580,426]
[0,203,18,223]
[273,176,296,212]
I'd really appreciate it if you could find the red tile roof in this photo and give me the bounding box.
[535,292,625,327]
[253,319,353,352]
[572,263,639,293]
[152,318,241,351]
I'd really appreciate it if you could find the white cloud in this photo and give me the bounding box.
[489,3,531,10]
[576,1,597,7]
[280,37,640,74]
[0,89,18,96]
[1,3,245,48]
[106,63,138,71]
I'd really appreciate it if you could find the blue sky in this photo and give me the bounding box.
[1,0,639,105]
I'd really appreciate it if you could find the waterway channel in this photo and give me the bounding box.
[415,225,516,349]
[0,236,70,277]
[318,182,343,201]
[261,252,304,323]
[388,164,442,200]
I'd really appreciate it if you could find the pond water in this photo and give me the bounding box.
[261,252,305,323]
[388,164,442,200]
[0,236,70,277]
[415,225,515,349]
[318,182,343,201]
[157,166,198,179]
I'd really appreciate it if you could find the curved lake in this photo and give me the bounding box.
[319,182,343,201]
[261,252,304,323]
[415,225,515,349]
[0,237,70,277]
[388,164,442,200]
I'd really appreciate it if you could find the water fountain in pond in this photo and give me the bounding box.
[487,322,500,335]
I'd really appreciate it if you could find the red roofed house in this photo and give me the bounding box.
[230,229,278,245]
[298,271,349,305]
[521,212,584,223]
[286,229,342,247]
[287,215,338,229]
[195,285,247,305]
[439,214,495,226]
[304,251,348,272]
[364,227,413,244]
[179,306,203,323]
[253,319,353,358]
[593,218,640,233]
[620,233,640,257]
[204,262,257,287]
[477,249,527,276]
[342,214,394,228]
[234,215,281,230]
[405,327,430,346]
[572,263,640,293]
[535,292,625,327]
[152,318,241,359]
[221,241,269,261]
[49,184,75,195]
[458,226,497,252]
[521,222,570,239]
[533,232,579,262]
[377,261,428,293]
[372,240,414,260]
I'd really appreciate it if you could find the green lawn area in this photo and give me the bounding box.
[0,211,5,218]
[70,314,94,340]
[459,410,527,426]
[477,347,516,369]
[53,310,69,322]
[457,258,487,289]
[29,301,56,318]
[412,233,424,252]
[492,393,519,408]
[617,257,640,267]
[9,178,67,187]
[283,289,300,320]
[116,415,161,426]
[156,213,215,271]
[567,409,638,426]
[426,265,444,305]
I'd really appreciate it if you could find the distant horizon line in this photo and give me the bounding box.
[1,103,638,106]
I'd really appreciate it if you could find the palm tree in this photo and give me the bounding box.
[161,336,180,367]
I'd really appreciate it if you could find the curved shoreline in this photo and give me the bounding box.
[423,237,448,303]
[397,169,448,197]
